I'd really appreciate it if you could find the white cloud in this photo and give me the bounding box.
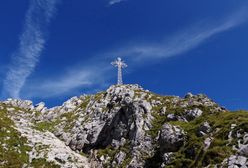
[109,0,126,6]
[22,64,111,98]
[5,5,247,99]
[22,7,248,99]
[111,8,248,62]
[2,0,59,98]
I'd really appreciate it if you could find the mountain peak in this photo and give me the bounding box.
[0,86,248,167]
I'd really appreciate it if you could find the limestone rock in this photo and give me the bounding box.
[35,102,46,112]
[239,145,248,157]
[0,84,238,168]
[185,108,203,121]
[159,123,185,152]
[198,121,211,136]
[161,152,173,165]
[116,151,126,165]
[222,155,248,168]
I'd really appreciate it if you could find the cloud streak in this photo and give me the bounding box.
[22,63,111,98]
[111,8,248,62]
[109,0,126,6]
[14,6,248,99]
[2,0,59,98]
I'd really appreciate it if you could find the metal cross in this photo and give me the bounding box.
[111,57,127,85]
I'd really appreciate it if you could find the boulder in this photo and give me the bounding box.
[185,108,203,121]
[239,145,248,157]
[159,123,185,152]
[222,155,248,168]
[35,102,46,112]
[185,92,194,99]
[162,152,173,165]
[197,121,211,136]
[167,113,177,121]
[115,151,126,165]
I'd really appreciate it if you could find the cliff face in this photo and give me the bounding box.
[1,84,248,168]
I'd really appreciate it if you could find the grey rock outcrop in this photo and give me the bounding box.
[159,123,185,152]
[198,121,211,136]
[35,102,46,112]
[185,108,203,121]
[116,151,126,165]
[221,155,248,168]
[5,98,34,110]
[2,84,244,168]
[240,145,248,157]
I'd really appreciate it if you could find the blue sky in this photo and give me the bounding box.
[0,0,248,110]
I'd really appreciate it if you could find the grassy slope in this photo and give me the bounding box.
[0,104,61,168]
[1,89,248,168]
[161,110,248,167]
[137,91,248,167]
[0,105,31,167]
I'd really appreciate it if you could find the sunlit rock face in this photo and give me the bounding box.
[1,84,248,168]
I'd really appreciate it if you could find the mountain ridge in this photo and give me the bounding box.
[1,84,248,168]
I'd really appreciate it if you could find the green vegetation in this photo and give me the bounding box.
[30,158,60,168]
[34,143,51,158]
[169,110,245,167]
[34,120,60,132]
[94,92,106,102]
[148,112,167,139]
[142,90,247,167]
[34,111,79,132]
[60,112,79,131]
[2,88,248,168]
[79,95,91,110]
[0,104,62,167]
[96,141,133,167]
[148,104,248,167]
[119,141,132,168]
[97,146,117,166]
[98,146,117,158]
[0,106,31,168]
[34,111,42,117]
[120,157,132,168]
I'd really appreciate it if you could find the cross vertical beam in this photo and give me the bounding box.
[111,57,127,85]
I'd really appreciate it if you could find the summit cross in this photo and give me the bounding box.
[111,57,127,85]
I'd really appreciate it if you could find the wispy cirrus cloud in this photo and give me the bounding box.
[2,0,60,98]
[109,0,127,6]
[111,7,248,62]
[22,63,111,98]
[15,6,248,99]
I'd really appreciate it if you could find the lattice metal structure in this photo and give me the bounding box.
[111,57,127,85]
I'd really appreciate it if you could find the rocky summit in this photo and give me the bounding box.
[1,84,248,168]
